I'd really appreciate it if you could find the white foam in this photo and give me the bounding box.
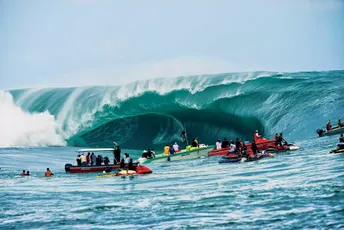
[0,91,65,147]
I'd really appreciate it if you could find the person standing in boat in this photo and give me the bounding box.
[80,154,87,166]
[76,155,81,166]
[86,152,91,165]
[113,145,121,164]
[90,152,96,166]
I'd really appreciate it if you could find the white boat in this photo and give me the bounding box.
[136,144,213,164]
[317,126,344,137]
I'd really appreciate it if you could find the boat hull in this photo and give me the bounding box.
[318,127,344,137]
[208,148,230,156]
[219,153,274,164]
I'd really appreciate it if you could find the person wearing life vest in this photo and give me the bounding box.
[45,168,54,177]
[20,170,26,176]
[164,144,170,155]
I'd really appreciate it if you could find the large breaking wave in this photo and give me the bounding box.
[5,70,344,148]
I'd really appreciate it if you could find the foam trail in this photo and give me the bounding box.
[0,91,65,147]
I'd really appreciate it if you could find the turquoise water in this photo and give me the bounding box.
[1,135,343,229]
[6,70,344,149]
[1,70,344,229]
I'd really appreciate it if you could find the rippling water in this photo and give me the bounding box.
[1,135,344,229]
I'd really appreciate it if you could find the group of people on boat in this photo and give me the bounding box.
[76,152,101,166]
[20,168,53,177]
[326,119,344,131]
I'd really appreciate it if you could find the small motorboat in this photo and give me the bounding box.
[136,144,213,164]
[219,152,274,164]
[65,148,141,173]
[317,126,344,137]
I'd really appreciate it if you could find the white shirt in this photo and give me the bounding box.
[216,141,222,150]
[80,155,87,163]
[230,143,236,152]
[124,157,130,164]
[173,144,179,151]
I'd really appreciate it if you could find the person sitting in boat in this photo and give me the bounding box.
[147,149,155,158]
[229,141,236,153]
[338,119,344,128]
[173,142,179,152]
[128,158,134,170]
[113,146,121,164]
[164,144,170,155]
[45,168,54,177]
[215,139,221,150]
[20,170,26,176]
[104,156,110,166]
[244,139,250,145]
[326,120,332,131]
[76,155,81,166]
[86,152,91,165]
[340,134,344,143]
[90,153,96,166]
[221,138,229,148]
[336,143,344,151]
[169,145,175,155]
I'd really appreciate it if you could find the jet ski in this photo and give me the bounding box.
[329,143,344,153]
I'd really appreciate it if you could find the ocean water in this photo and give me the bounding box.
[1,70,344,229]
[0,135,343,229]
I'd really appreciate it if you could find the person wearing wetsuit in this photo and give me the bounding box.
[340,134,344,143]
[338,119,344,128]
[251,140,258,157]
[105,166,112,173]
[113,146,121,164]
[26,171,30,176]
[104,157,110,166]
[221,138,229,148]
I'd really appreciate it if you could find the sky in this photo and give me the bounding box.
[0,0,344,89]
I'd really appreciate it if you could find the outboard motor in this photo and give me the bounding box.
[65,163,72,172]
[316,129,324,137]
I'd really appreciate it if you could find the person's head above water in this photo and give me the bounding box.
[47,168,50,171]
[22,170,25,173]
